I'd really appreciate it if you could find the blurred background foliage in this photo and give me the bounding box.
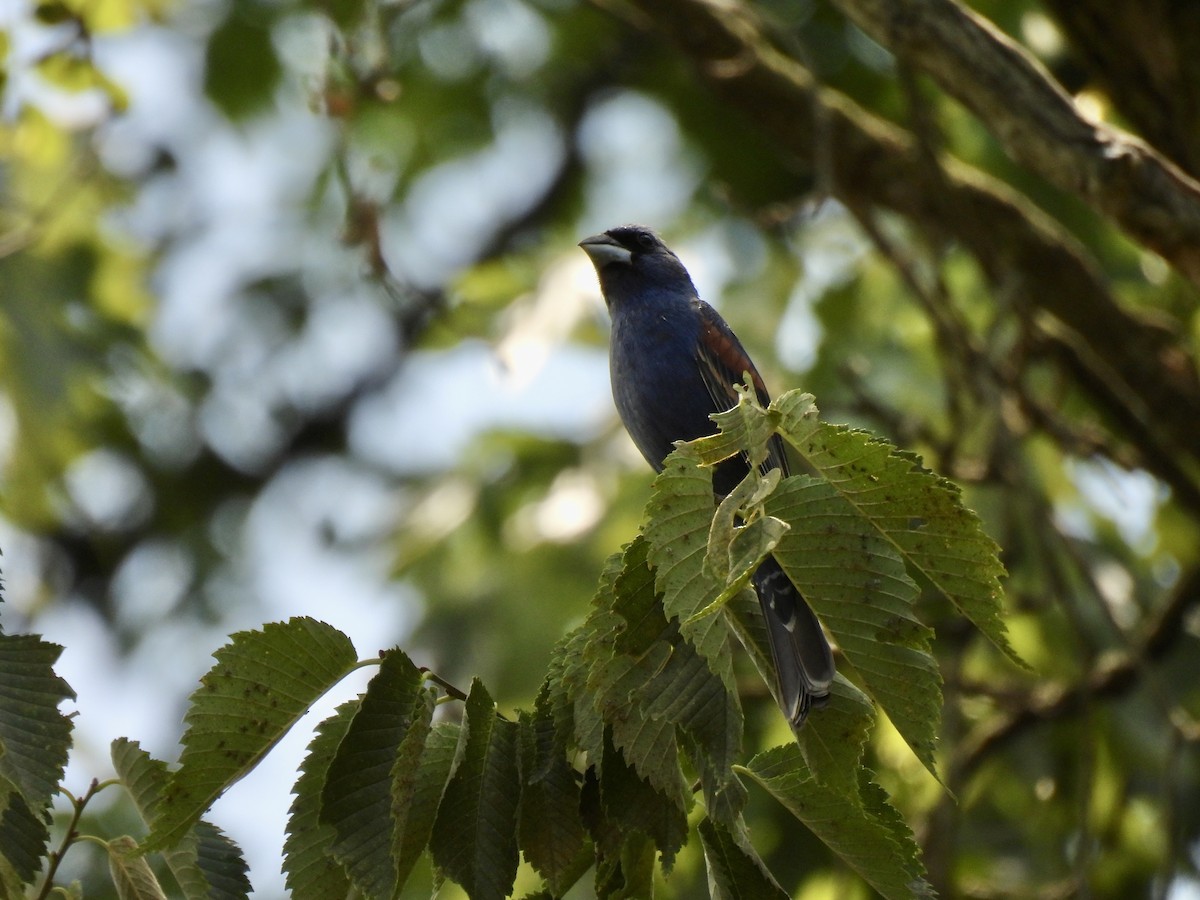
[2,0,1199,895]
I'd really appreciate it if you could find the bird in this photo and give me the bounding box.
[579,224,835,729]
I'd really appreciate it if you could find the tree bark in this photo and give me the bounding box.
[831,0,1200,287]
[613,0,1200,507]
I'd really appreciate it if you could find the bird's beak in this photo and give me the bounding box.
[578,233,632,267]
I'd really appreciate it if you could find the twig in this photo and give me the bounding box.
[35,778,114,900]
[958,563,1200,777]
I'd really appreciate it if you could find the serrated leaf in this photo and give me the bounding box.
[145,618,358,851]
[390,688,440,892]
[283,700,357,900]
[319,649,426,899]
[517,692,588,896]
[597,733,689,872]
[107,836,168,900]
[0,849,27,899]
[698,817,788,900]
[396,720,460,889]
[111,738,250,900]
[774,390,1017,665]
[552,551,624,759]
[192,821,251,900]
[767,476,942,779]
[430,679,520,900]
[583,762,657,900]
[0,778,48,885]
[643,450,738,685]
[585,537,744,823]
[742,746,932,900]
[723,570,875,794]
[0,632,75,811]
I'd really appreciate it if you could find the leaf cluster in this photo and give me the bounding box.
[1,387,1013,898]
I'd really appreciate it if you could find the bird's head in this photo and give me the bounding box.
[578,225,696,305]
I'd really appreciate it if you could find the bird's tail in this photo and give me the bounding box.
[752,555,835,729]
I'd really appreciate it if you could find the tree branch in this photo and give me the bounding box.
[831,0,1200,286]
[613,0,1200,512]
[957,562,1200,778]
[1044,0,1200,180]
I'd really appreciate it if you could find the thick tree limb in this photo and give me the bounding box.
[615,0,1200,508]
[1045,0,1200,180]
[831,0,1200,286]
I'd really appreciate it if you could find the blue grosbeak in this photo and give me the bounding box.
[580,224,835,728]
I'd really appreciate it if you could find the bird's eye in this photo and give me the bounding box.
[634,232,656,251]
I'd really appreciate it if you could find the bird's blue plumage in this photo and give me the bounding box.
[580,224,835,728]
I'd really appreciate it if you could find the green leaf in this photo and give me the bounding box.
[556,553,623,761]
[145,618,358,851]
[518,688,588,896]
[430,679,520,900]
[389,689,441,891]
[111,738,250,900]
[583,537,745,824]
[107,835,168,900]
[395,720,460,890]
[0,778,48,886]
[643,449,738,686]
[203,2,282,120]
[319,649,428,899]
[774,390,1017,665]
[767,475,942,778]
[597,732,689,872]
[283,700,357,900]
[723,591,874,793]
[582,762,656,900]
[742,746,932,900]
[0,632,75,811]
[698,817,789,900]
[192,822,252,899]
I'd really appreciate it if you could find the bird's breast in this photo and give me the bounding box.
[608,311,721,470]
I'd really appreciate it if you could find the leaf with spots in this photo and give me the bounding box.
[774,391,1017,667]
[766,476,942,782]
[111,738,250,900]
[143,618,358,852]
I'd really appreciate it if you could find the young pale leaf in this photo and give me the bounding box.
[430,679,520,900]
[698,817,789,900]
[773,390,1016,665]
[145,618,358,851]
[0,777,48,885]
[320,649,427,899]
[742,746,932,900]
[0,633,75,811]
[517,693,588,896]
[111,738,249,900]
[767,476,943,779]
[107,836,168,900]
